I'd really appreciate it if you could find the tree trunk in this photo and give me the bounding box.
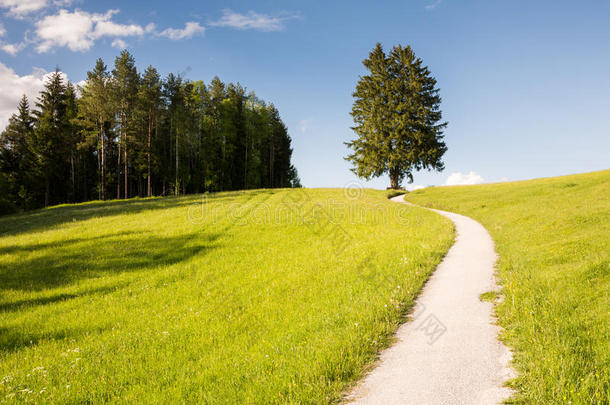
[123,122,128,200]
[147,110,152,197]
[97,129,101,201]
[269,129,274,188]
[175,128,179,196]
[71,154,75,202]
[100,120,105,200]
[389,167,400,190]
[45,178,50,207]
[117,132,121,199]
[244,131,248,189]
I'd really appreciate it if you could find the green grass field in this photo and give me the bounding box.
[0,189,453,403]
[406,170,610,404]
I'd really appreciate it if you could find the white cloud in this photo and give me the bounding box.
[444,171,485,186]
[1,42,25,55]
[0,23,5,37]
[159,21,204,40]
[405,184,427,192]
[94,19,144,38]
[210,9,297,31]
[111,38,126,49]
[0,0,48,17]
[35,9,149,52]
[0,0,75,17]
[0,62,69,131]
[32,9,203,53]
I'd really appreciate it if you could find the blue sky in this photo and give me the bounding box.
[1,0,609,188]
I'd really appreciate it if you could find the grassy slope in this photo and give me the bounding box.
[406,170,610,404]
[0,189,453,404]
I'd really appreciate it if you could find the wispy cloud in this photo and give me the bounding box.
[444,171,485,186]
[425,0,442,11]
[210,9,299,32]
[0,0,48,17]
[1,41,25,55]
[298,119,311,134]
[111,38,126,49]
[1,5,292,54]
[159,21,204,40]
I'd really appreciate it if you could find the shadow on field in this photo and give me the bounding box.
[0,230,222,291]
[0,283,127,313]
[0,325,109,353]
[0,189,265,238]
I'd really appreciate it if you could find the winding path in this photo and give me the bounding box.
[347,195,515,405]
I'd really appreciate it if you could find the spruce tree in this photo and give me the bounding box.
[32,70,71,206]
[112,50,139,199]
[138,65,162,197]
[0,95,34,208]
[346,43,447,189]
[0,56,301,211]
[78,58,112,200]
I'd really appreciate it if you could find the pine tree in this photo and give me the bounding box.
[0,56,301,212]
[346,43,447,189]
[0,95,35,208]
[78,58,112,200]
[138,66,162,197]
[112,50,139,199]
[64,83,80,202]
[32,70,71,206]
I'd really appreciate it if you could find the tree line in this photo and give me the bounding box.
[0,50,300,214]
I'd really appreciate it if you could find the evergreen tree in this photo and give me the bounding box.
[112,50,139,199]
[78,58,112,200]
[0,55,301,213]
[137,66,162,197]
[31,70,72,206]
[0,95,35,209]
[346,43,447,189]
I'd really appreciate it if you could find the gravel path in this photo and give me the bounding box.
[346,195,515,405]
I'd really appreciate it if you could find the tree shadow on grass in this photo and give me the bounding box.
[0,189,273,238]
[0,324,109,353]
[0,282,129,313]
[0,229,222,292]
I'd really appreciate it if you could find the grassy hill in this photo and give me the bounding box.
[406,170,610,404]
[0,189,453,403]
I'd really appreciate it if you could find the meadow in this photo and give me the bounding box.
[406,170,610,404]
[0,188,453,403]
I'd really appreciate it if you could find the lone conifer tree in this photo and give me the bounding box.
[346,43,447,189]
